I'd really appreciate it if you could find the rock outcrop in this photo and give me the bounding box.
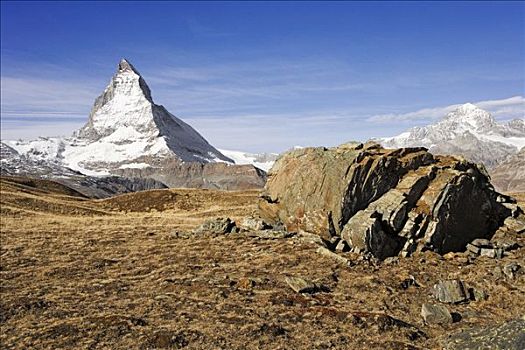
[259,142,523,259]
[491,147,525,193]
[441,318,525,350]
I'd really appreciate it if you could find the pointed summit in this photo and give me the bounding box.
[377,101,525,168]
[118,58,139,74]
[444,103,495,132]
[74,59,232,168]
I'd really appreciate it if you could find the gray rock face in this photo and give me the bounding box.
[193,218,236,235]
[491,147,525,193]
[1,142,82,178]
[259,142,521,259]
[432,280,469,304]
[421,303,453,325]
[442,318,525,350]
[114,161,266,190]
[56,176,167,199]
[1,142,167,198]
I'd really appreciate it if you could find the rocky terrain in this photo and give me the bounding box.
[0,143,167,198]
[114,161,267,190]
[2,59,266,190]
[260,142,523,260]
[1,59,523,348]
[2,141,525,349]
[491,147,525,193]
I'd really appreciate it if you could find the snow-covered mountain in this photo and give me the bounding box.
[4,59,233,175]
[377,103,525,168]
[218,149,279,172]
[2,59,269,190]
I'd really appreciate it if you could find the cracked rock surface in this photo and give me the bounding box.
[259,142,524,259]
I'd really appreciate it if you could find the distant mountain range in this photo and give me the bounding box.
[1,59,523,193]
[376,103,524,192]
[377,103,524,168]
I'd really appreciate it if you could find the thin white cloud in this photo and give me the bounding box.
[0,76,100,115]
[1,120,84,140]
[367,96,525,124]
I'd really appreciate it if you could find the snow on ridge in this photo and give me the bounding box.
[3,59,235,176]
[376,103,525,168]
[218,149,279,172]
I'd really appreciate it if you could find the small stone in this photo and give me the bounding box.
[503,263,521,280]
[238,278,256,289]
[383,256,399,265]
[240,217,271,231]
[245,230,293,239]
[400,275,420,289]
[468,288,488,301]
[316,246,350,265]
[470,239,492,248]
[466,244,481,255]
[493,266,504,279]
[335,239,350,252]
[497,240,520,252]
[285,276,318,294]
[480,248,497,258]
[295,231,326,246]
[432,280,469,304]
[421,303,453,325]
[193,217,236,235]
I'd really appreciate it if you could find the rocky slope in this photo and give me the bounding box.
[259,142,524,260]
[3,59,266,190]
[491,147,525,192]
[377,103,525,169]
[1,142,167,198]
[114,161,267,190]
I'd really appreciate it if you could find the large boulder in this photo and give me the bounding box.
[259,142,522,259]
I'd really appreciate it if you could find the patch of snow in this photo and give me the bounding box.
[119,162,151,169]
[219,149,279,172]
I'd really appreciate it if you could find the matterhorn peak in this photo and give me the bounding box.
[118,58,140,74]
[71,58,232,168]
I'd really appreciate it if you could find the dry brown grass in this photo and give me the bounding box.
[1,178,524,349]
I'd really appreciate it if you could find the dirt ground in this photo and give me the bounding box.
[1,176,524,349]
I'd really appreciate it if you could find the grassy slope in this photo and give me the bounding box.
[1,176,524,349]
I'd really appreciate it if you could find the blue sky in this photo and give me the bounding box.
[1,1,524,152]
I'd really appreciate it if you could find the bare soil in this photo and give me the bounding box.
[1,176,524,349]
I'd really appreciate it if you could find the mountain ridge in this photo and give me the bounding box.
[377,103,525,169]
[6,59,233,175]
